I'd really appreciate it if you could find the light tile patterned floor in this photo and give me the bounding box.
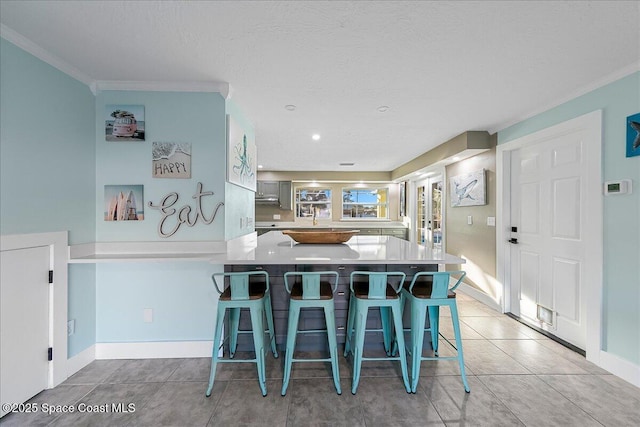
[2,294,639,426]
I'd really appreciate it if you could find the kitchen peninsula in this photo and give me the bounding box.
[212,231,465,350]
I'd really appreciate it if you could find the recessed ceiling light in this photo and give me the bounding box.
[377,105,390,113]
[452,156,460,161]
[284,104,296,111]
[258,164,263,169]
[312,134,321,141]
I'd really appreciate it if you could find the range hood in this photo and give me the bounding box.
[255,195,279,204]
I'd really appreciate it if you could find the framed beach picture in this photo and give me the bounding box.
[104,185,144,221]
[626,112,640,158]
[152,142,191,178]
[450,169,486,207]
[227,115,257,191]
[105,105,145,141]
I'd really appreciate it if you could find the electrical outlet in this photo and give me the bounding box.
[273,214,281,220]
[487,216,496,226]
[67,319,75,336]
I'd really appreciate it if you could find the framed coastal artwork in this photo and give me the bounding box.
[152,142,191,178]
[105,104,145,141]
[104,185,144,221]
[450,169,486,207]
[226,115,257,191]
[626,112,640,158]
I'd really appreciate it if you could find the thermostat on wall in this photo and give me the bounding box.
[604,179,632,195]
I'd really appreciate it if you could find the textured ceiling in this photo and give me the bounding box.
[1,1,638,172]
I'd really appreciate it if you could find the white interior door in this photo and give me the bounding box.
[428,176,443,250]
[414,175,444,250]
[0,245,50,417]
[509,127,593,350]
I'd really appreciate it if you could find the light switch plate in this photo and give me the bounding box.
[487,216,496,226]
[143,308,153,323]
[467,215,473,225]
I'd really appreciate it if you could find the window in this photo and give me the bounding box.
[295,188,332,219]
[342,188,389,219]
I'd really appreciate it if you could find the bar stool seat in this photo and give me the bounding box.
[281,271,341,396]
[206,271,278,397]
[344,271,411,394]
[400,271,470,393]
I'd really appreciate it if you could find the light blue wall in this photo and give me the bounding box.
[94,91,231,343]
[0,38,97,358]
[96,262,222,342]
[96,91,227,241]
[225,99,256,240]
[498,72,640,365]
[68,264,96,356]
[0,38,95,244]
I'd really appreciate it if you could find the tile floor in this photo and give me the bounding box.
[2,294,639,426]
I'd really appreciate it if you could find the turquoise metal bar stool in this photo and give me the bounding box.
[281,271,341,396]
[400,270,470,393]
[344,271,411,394]
[206,271,278,397]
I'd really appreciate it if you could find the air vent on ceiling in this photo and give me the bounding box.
[339,162,355,166]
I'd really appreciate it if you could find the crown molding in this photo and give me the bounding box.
[92,80,231,98]
[490,61,640,134]
[1,24,231,99]
[1,23,94,87]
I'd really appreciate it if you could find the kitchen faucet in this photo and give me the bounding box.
[312,208,318,226]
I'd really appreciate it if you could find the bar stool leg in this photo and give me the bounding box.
[281,303,301,396]
[263,291,279,358]
[228,307,241,358]
[390,292,408,357]
[249,304,268,396]
[380,306,392,356]
[410,300,427,393]
[450,302,470,393]
[324,304,342,395]
[206,305,227,397]
[428,306,440,355]
[351,304,368,394]
[391,303,411,393]
[344,295,355,357]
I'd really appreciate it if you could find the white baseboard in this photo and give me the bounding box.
[457,282,502,313]
[66,345,96,379]
[95,341,214,360]
[599,350,640,388]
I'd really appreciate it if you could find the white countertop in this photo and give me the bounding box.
[213,230,465,265]
[255,221,407,229]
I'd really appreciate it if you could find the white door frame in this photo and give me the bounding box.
[496,110,603,364]
[409,166,446,248]
[0,231,68,387]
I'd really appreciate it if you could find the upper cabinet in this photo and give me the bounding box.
[257,181,279,198]
[255,180,292,210]
[279,181,292,210]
